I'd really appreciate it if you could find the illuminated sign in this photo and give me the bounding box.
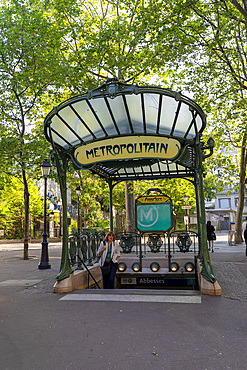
[136,193,173,232]
[74,135,181,166]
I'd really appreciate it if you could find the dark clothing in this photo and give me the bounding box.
[244,230,247,246]
[207,224,215,241]
[102,261,118,289]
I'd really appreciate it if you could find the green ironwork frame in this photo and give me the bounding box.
[44,80,216,284]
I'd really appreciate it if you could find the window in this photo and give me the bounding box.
[235,198,247,207]
[219,198,231,209]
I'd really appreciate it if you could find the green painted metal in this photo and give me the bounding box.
[135,191,173,232]
[43,80,216,285]
[136,203,172,232]
[107,180,121,232]
[147,233,163,252]
[43,79,206,183]
[194,140,216,283]
[108,181,114,232]
[51,149,73,281]
[168,231,172,271]
[175,232,192,253]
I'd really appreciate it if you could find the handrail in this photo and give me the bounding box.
[76,254,101,289]
[68,230,105,288]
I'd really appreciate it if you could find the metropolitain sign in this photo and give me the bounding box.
[74,135,181,166]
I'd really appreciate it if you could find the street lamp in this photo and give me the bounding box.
[76,186,82,233]
[184,194,190,232]
[38,159,52,269]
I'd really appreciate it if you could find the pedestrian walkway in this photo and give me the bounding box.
[60,289,202,303]
[208,231,247,301]
[1,233,247,370]
[212,261,247,301]
[0,232,247,299]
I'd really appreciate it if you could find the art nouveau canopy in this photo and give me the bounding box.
[44,79,209,182]
[43,79,215,285]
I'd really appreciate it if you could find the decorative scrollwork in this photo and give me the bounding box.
[119,234,135,253]
[147,233,162,253]
[175,232,192,253]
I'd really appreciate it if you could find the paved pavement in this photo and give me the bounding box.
[1,233,247,369]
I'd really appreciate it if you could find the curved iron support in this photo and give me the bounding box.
[90,231,98,259]
[108,180,114,231]
[202,137,214,159]
[107,180,121,231]
[69,235,77,266]
[51,149,73,281]
[194,140,216,283]
[76,233,84,270]
[87,234,94,266]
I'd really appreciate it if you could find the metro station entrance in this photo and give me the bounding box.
[115,188,199,290]
[44,79,221,295]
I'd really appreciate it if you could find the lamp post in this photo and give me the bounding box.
[184,194,190,232]
[38,159,52,270]
[76,186,82,233]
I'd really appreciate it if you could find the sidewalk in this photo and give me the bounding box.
[0,240,61,293]
[0,232,247,298]
[210,231,247,300]
[1,234,247,370]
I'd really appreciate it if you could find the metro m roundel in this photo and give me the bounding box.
[136,190,173,232]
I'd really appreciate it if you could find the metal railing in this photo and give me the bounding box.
[69,229,105,270]
[115,232,141,254]
[169,230,199,255]
[115,230,199,257]
[69,230,199,277]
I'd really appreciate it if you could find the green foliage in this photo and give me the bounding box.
[1,0,246,239]
[131,178,196,216]
[203,172,219,201]
[0,1,65,178]
[0,176,43,238]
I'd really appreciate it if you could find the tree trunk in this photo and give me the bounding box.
[22,169,30,260]
[235,132,247,242]
[125,181,136,232]
[115,211,121,234]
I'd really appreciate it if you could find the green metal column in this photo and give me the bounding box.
[108,180,114,231]
[51,149,73,281]
[195,141,216,283]
[194,178,202,257]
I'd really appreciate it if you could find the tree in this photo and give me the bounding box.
[0,1,64,257]
[45,0,181,91]
[0,176,43,238]
[44,0,190,233]
[67,167,110,230]
[124,181,136,232]
[3,0,245,247]
[149,0,247,241]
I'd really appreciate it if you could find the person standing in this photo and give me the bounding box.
[206,220,215,253]
[97,231,120,289]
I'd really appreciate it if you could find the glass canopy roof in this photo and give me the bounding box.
[44,80,206,182]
